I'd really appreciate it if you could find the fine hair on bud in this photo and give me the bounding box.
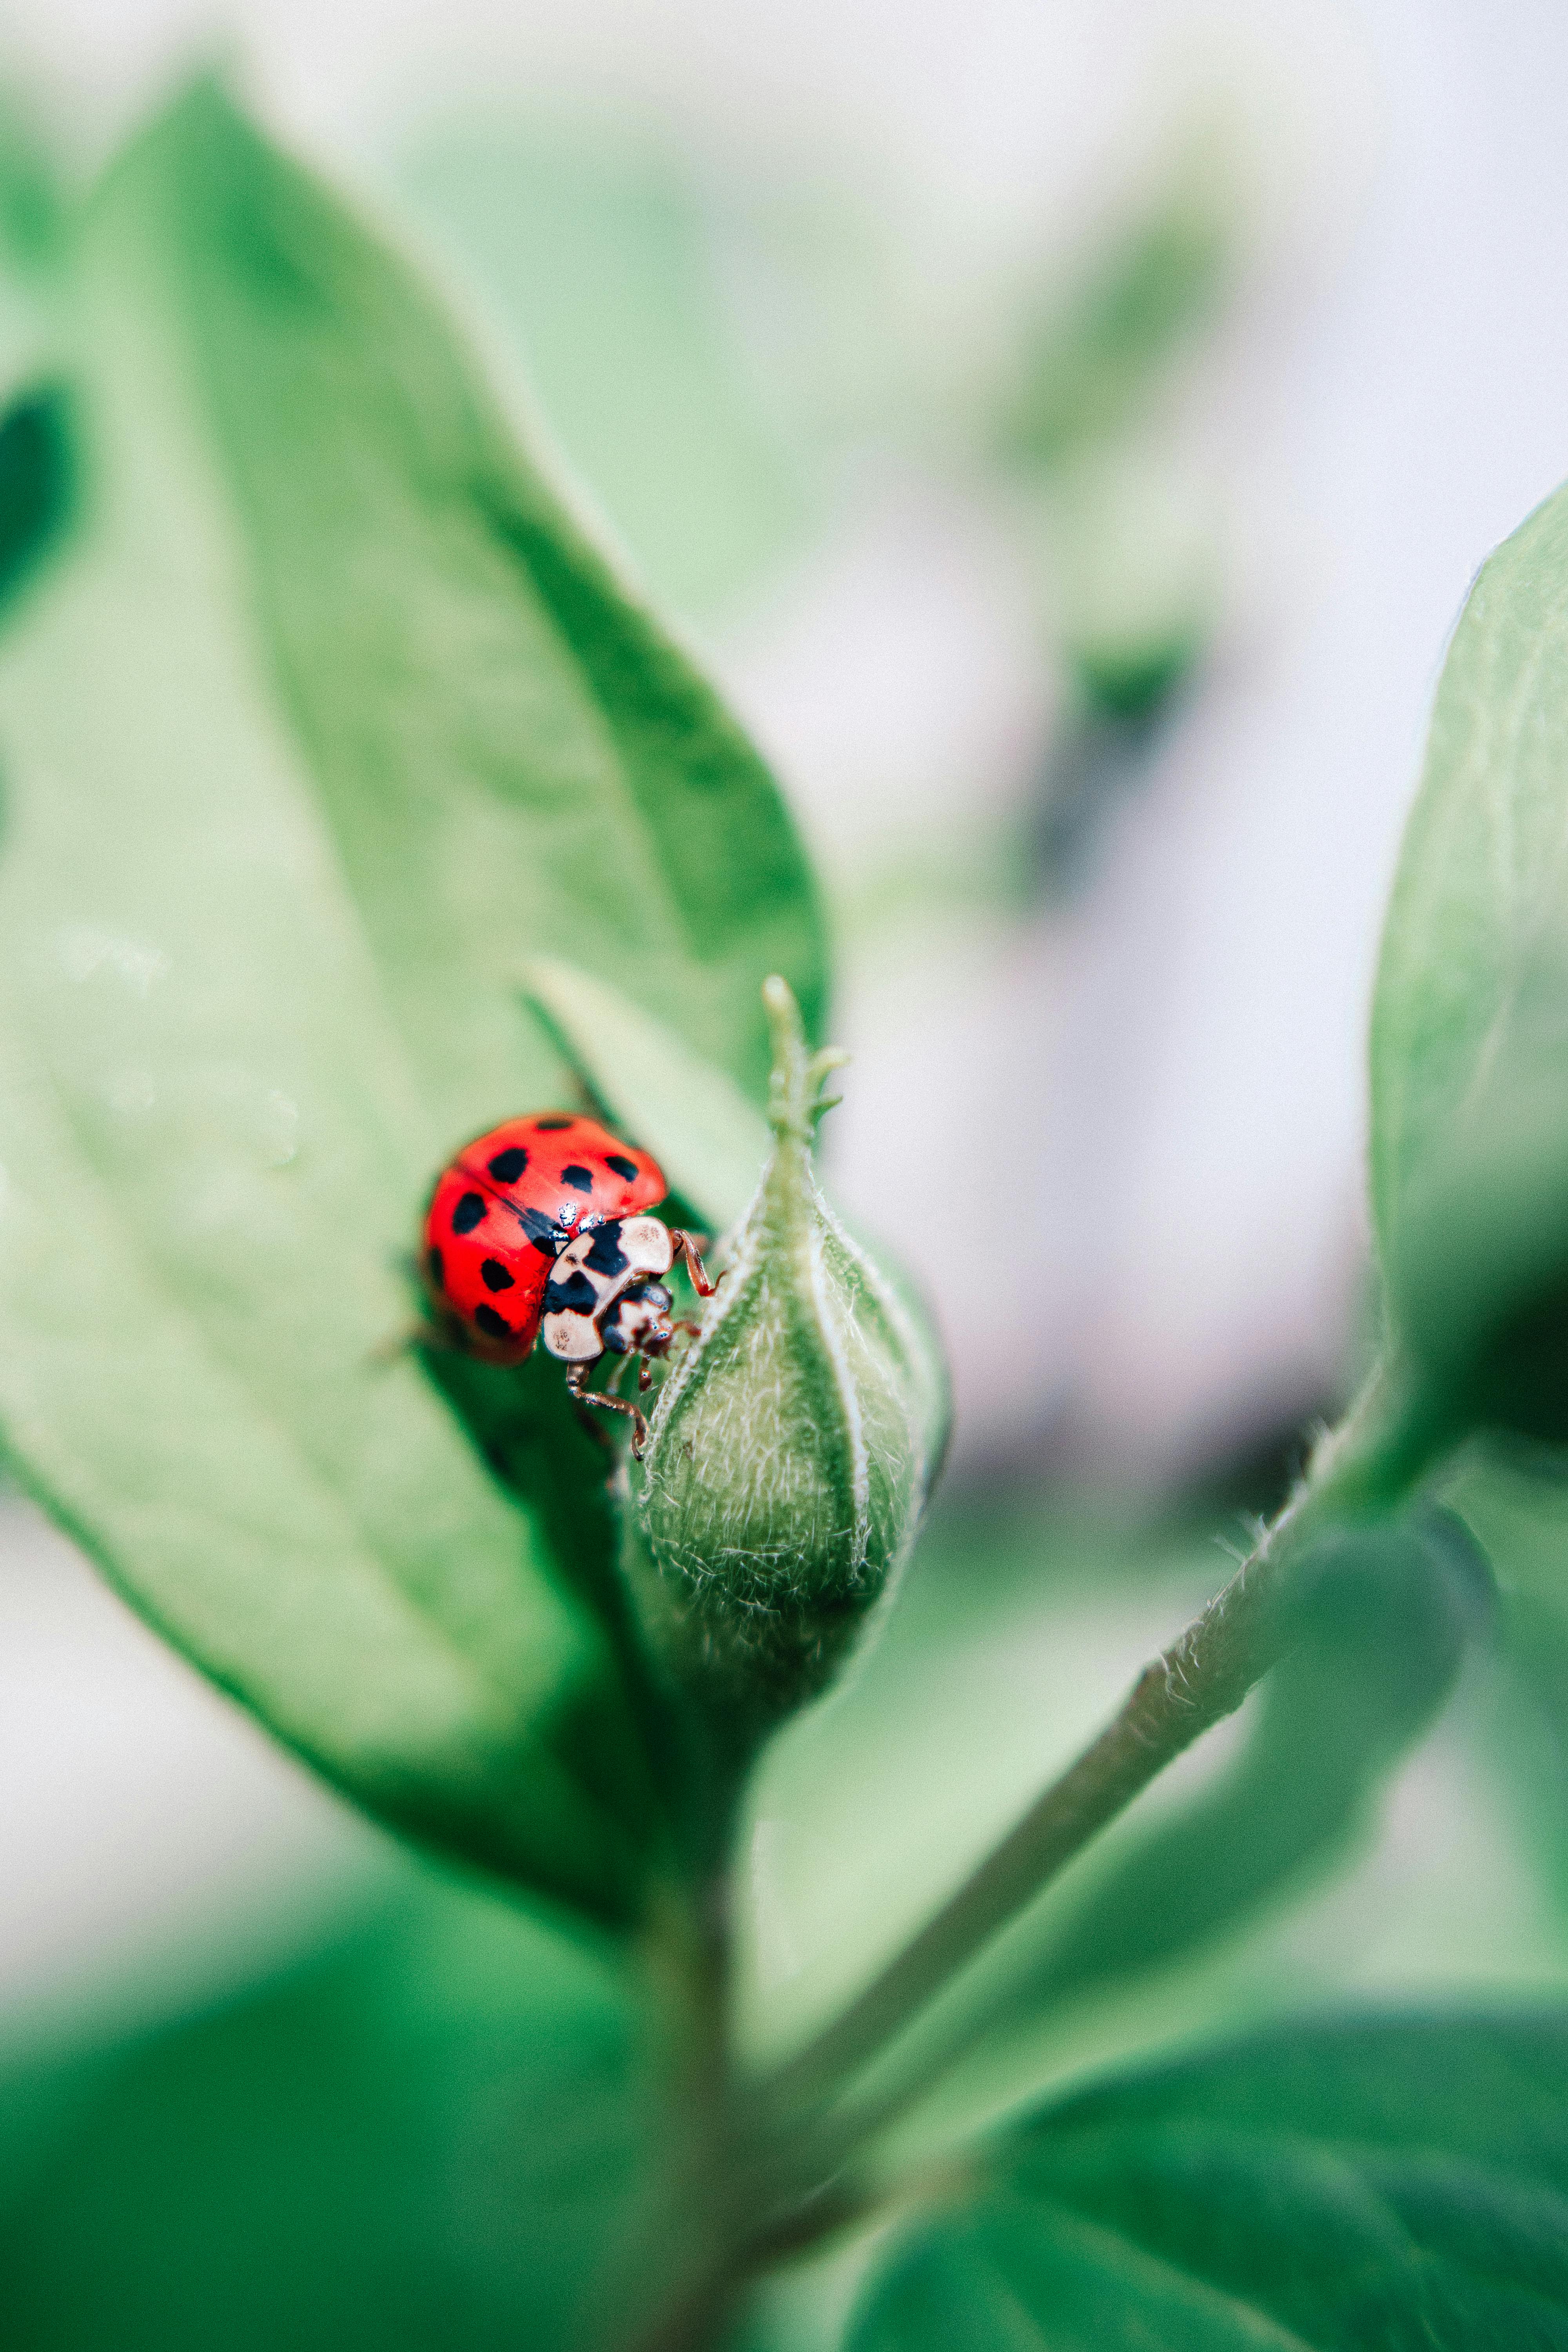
[631,978,947,1737]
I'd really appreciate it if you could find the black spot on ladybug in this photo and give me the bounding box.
[451,1191,486,1234]
[545,1270,597,1316]
[487,1146,529,1183]
[534,1117,572,1131]
[561,1164,594,1193]
[605,1153,639,1182]
[584,1221,628,1277]
[517,1203,561,1255]
[426,1244,445,1292]
[480,1258,515,1292]
[474,1304,513,1340]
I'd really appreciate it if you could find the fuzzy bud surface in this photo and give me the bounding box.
[632,979,946,1729]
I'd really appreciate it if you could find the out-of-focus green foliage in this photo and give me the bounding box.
[0,78,827,1926]
[850,2012,1568,2350]
[398,120,811,624]
[0,88,65,276]
[996,161,1230,475]
[1035,447,1217,726]
[990,148,1234,874]
[0,1873,666,2352]
[0,100,73,609]
[0,385,71,615]
[1372,474,1568,1443]
[1448,1461,1568,1915]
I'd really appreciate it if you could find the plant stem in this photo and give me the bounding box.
[747,1354,1454,2132]
[610,1357,1457,2350]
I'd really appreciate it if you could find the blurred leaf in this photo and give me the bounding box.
[0,80,768,1924]
[0,383,73,618]
[850,2010,1568,2350]
[986,1508,1492,2024]
[1484,1590,1568,1916]
[997,156,1231,473]
[147,81,824,1116]
[1040,447,1217,725]
[0,87,65,274]
[0,1875,674,2352]
[398,118,811,622]
[1371,474,1568,1442]
[1449,1460,1568,1915]
[526,953,771,1234]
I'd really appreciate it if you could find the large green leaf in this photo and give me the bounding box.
[0,76,830,1922]
[0,219,644,1915]
[0,1873,670,2352]
[140,80,824,1120]
[851,2011,1568,2350]
[1371,477,1568,1439]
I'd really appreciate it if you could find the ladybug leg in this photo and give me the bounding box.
[668,1230,720,1298]
[637,1353,654,1394]
[670,1318,703,1341]
[564,1361,649,1458]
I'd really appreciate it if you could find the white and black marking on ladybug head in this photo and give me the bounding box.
[603,1283,677,1359]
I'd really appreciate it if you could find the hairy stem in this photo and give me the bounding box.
[748,1354,1453,2133]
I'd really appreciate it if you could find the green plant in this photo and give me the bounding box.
[4,73,1568,2352]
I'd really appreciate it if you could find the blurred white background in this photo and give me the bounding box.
[5,0,1568,2043]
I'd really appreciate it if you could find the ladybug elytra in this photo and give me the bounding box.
[421,1112,715,1454]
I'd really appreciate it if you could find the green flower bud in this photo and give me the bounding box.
[631,978,947,1735]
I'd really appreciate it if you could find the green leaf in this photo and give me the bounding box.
[140,79,824,1120]
[1371,475,1568,1440]
[987,1508,1492,2024]
[850,2010,1568,2351]
[0,82,774,1921]
[0,1875,672,2352]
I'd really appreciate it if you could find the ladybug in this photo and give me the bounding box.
[421,1112,716,1454]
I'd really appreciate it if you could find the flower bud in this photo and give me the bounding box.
[631,978,947,1733]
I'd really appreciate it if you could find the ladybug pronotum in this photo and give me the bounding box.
[421,1112,716,1454]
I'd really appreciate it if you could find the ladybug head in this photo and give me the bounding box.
[606,1280,676,1358]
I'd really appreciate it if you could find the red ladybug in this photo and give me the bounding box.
[422,1112,715,1453]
